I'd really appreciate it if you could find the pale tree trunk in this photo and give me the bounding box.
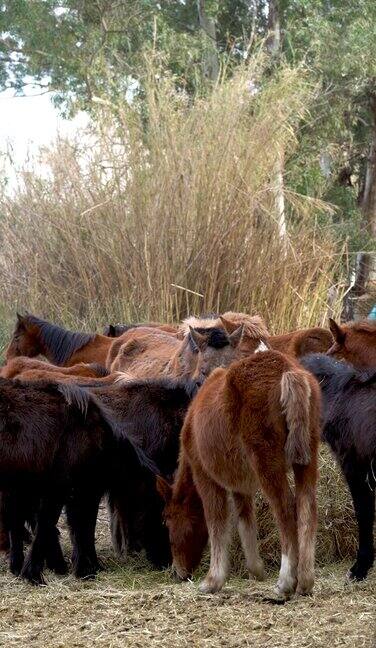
[266,0,287,247]
[197,0,219,82]
[361,95,376,239]
[342,95,376,321]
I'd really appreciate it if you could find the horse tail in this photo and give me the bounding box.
[280,370,311,465]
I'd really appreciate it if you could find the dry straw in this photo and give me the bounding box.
[0,507,374,648]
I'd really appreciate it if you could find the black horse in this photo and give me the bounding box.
[301,353,376,580]
[85,376,199,563]
[0,378,162,584]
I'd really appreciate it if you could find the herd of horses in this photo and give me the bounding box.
[0,310,374,596]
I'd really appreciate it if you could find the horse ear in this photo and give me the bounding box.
[189,326,207,351]
[229,324,244,348]
[254,337,271,353]
[328,318,345,344]
[156,475,172,502]
[108,325,116,337]
[16,312,26,329]
[219,316,239,334]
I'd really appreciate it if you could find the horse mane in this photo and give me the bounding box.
[179,314,221,336]
[24,314,95,365]
[178,312,269,339]
[222,312,269,339]
[188,327,230,351]
[300,353,376,393]
[57,383,91,416]
[103,324,133,337]
[113,374,199,400]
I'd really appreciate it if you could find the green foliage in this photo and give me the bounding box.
[1,0,376,252]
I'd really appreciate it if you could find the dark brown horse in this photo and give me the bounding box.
[158,350,321,596]
[5,313,114,367]
[327,318,376,368]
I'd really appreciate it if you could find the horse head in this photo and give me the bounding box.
[5,313,42,361]
[327,318,376,369]
[156,472,208,580]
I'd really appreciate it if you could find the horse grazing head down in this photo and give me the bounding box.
[5,313,42,361]
[156,468,208,580]
[327,318,376,368]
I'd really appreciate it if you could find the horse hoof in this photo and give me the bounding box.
[0,533,10,553]
[296,581,314,596]
[274,579,296,599]
[249,560,265,582]
[9,554,24,576]
[199,577,224,594]
[49,558,69,576]
[9,559,24,577]
[73,561,99,580]
[346,567,368,582]
[21,567,47,586]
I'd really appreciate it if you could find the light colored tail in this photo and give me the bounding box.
[280,371,311,465]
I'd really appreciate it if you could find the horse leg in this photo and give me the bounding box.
[251,452,298,597]
[43,501,67,575]
[5,491,26,576]
[21,495,63,585]
[342,459,375,581]
[193,466,231,594]
[232,492,264,581]
[0,492,10,553]
[107,492,129,557]
[293,459,318,595]
[66,490,101,579]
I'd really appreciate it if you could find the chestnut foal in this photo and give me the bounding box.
[158,349,321,597]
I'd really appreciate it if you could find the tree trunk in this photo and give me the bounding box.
[197,0,219,82]
[342,95,376,321]
[266,0,281,55]
[266,0,287,246]
[361,95,376,238]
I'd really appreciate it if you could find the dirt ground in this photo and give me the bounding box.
[0,506,375,648]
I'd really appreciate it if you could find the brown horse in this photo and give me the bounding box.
[108,320,252,382]
[14,370,120,385]
[168,315,268,381]
[269,327,333,357]
[5,313,113,366]
[327,318,376,368]
[107,328,180,374]
[0,356,108,380]
[219,316,333,358]
[157,349,321,596]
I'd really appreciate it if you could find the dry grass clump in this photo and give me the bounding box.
[0,57,343,334]
[0,505,374,648]
[255,446,357,567]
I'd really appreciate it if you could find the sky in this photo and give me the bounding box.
[0,87,87,190]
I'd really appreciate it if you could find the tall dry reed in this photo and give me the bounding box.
[0,58,344,338]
